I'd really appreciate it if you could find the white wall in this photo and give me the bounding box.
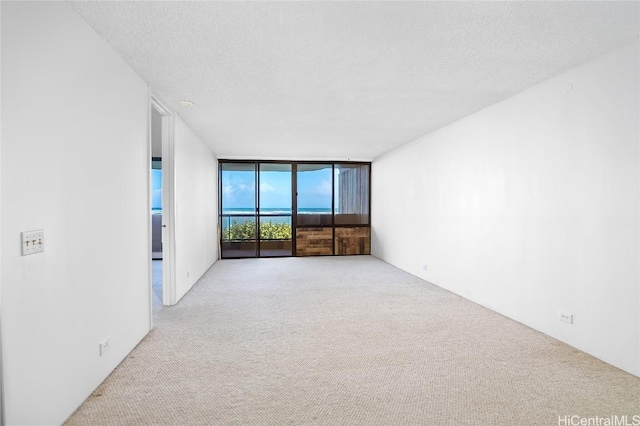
[0,2,4,422]
[151,108,163,158]
[1,2,151,424]
[174,116,218,302]
[372,41,640,377]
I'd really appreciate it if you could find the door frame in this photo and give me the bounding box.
[149,94,177,317]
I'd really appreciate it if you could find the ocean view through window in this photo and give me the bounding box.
[219,161,371,258]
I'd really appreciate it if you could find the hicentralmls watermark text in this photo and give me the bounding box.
[558,415,640,426]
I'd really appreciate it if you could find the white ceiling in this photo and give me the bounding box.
[71,1,639,161]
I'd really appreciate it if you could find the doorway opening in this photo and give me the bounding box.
[150,107,163,309]
[149,96,176,311]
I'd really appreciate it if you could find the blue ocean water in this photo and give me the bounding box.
[222,207,331,214]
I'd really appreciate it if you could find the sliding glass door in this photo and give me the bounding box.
[220,162,293,258]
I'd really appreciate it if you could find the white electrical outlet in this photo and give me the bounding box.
[422,264,428,271]
[558,311,573,324]
[100,337,110,356]
[21,230,44,256]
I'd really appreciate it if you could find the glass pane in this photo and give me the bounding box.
[259,163,292,215]
[221,162,256,215]
[220,162,257,258]
[259,216,292,257]
[220,215,257,258]
[334,164,370,225]
[258,163,292,256]
[297,164,333,226]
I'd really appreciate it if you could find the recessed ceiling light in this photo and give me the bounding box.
[179,100,194,107]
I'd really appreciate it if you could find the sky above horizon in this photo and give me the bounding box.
[222,167,333,210]
[152,169,162,209]
[152,165,343,211]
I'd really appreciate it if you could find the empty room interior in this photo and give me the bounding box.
[1,1,640,425]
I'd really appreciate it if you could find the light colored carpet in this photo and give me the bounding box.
[66,256,640,426]
[152,260,163,310]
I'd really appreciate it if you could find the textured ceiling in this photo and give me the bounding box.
[71,1,639,161]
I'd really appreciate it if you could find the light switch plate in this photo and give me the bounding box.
[22,230,44,256]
